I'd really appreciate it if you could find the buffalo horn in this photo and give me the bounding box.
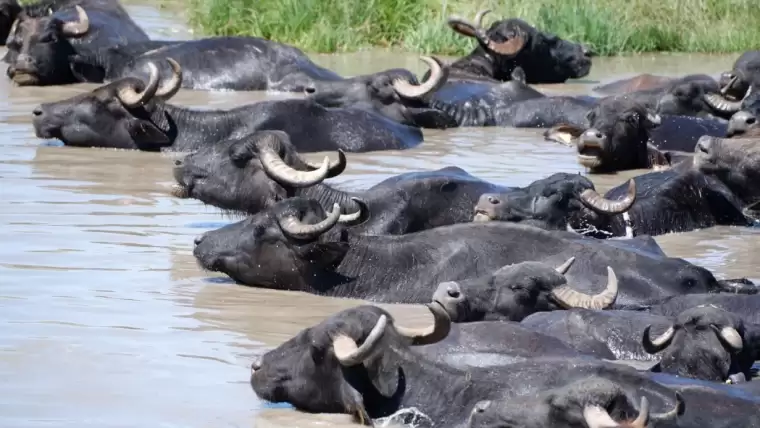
[395,302,451,345]
[583,396,649,428]
[720,75,737,95]
[303,149,347,178]
[278,202,341,239]
[474,9,491,27]
[8,18,19,38]
[712,325,743,351]
[551,266,619,310]
[333,314,388,366]
[116,62,160,107]
[704,85,752,114]
[642,325,675,354]
[447,10,525,56]
[392,56,449,99]
[580,179,636,214]
[154,58,183,100]
[555,257,576,274]
[61,5,89,36]
[338,197,367,224]
[256,135,331,187]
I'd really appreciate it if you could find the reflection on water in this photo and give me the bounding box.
[0,1,757,427]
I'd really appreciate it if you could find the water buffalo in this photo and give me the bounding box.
[192,196,725,305]
[642,306,759,383]
[171,131,511,234]
[726,108,760,138]
[31,60,424,152]
[67,36,345,91]
[644,294,760,324]
[714,50,760,114]
[250,304,683,426]
[544,99,727,173]
[468,377,682,428]
[303,56,456,128]
[519,309,671,362]
[445,10,592,84]
[472,173,636,233]
[6,2,150,85]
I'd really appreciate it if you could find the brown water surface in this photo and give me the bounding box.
[1,2,758,427]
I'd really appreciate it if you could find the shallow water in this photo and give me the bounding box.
[0,2,758,427]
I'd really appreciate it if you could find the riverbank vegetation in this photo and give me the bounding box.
[186,0,760,56]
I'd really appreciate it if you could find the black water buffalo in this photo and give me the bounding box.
[713,50,760,114]
[445,10,592,84]
[250,305,683,426]
[544,99,727,173]
[467,377,682,428]
[6,1,150,85]
[67,36,345,91]
[644,294,760,324]
[430,257,618,322]
[650,383,760,427]
[31,61,424,152]
[193,196,726,306]
[472,172,636,233]
[303,56,456,128]
[642,306,759,384]
[519,309,671,362]
[172,131,512,234]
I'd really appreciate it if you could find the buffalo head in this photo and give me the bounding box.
[305,56,451,128]
[432,257,618,322]
[6,5,91,85]
[250,303,450,423]
[694,135,760,206]
[643,305,754,382]
[468,377,682,428]
[172,131,346,214]
[192,197,363,287]
[448,10,592,83]
[31,58,182,149]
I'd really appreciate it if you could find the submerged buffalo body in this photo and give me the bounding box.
[6,1,150,85]
[69,36,344,91]
[31,62,423,152]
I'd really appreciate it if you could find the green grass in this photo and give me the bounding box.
[186,0,760,55]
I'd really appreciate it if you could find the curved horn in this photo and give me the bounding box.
[154,58,182,100]
[474,9,491,27]
[555,257,576,274]
[712,325,744,352]
[8,18,19,38]
[720,75,737,95]
[333,314,388,366]
[338,197,368,224]
[580,179,636,214]
[61,5,89,36]
[278,202,341,240]
[551,266,619,310]
[116,62,160,107]
[256,136,330,187]
[642,325,675,354]
[395,302,451,345]
[303,149,347,178]
[583,396,649,428]
[446,14,525,57]
[704,86,752,114]
[392,56,448,99]
[651,392,684,422]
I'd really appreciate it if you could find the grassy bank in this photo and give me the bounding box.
[187,0,760,56]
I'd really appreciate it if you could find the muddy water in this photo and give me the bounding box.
[0,2,759,427]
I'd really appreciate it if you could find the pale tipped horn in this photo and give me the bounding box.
[551,266,619,310]
[392,56,449,99]
[333,314,388,366]
[713,325,743,351]
[446,13,525,56]
[338,197,368,224]
[8,18,19,38]
[155,58,182,100]
[474,9,491,27]
[642,325,675,354]
[395,302,451,345]
[278,203,341,240]
[580,179,636,214]
[555,257,576,274]
[704,86,752,114]
[116,62,160,107]
[61,5,89,37]
[303,149,347,178]
[256,135,330,187]
[583,396,649,428]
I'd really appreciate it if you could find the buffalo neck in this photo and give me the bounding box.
[450,49,498,81]
[150,102,255,151]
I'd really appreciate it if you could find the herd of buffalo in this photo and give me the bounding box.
[5,0,760,426]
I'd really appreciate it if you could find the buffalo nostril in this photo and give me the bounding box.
[747,117,756,125]
[487,196,500,205]
[32,107,42,116]
[194,235,204,246]
[251,357,262,372]
[304,86,316,94]
[594,131,603,139]
[447,284,461,299]
[174,159,182,166]
[697,138,712,154]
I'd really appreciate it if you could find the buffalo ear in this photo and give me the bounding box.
[364,356,400,398]
[228,140,256,166]
[125,119,171,148]
[295,242,349,268]
[69,57,106,82]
